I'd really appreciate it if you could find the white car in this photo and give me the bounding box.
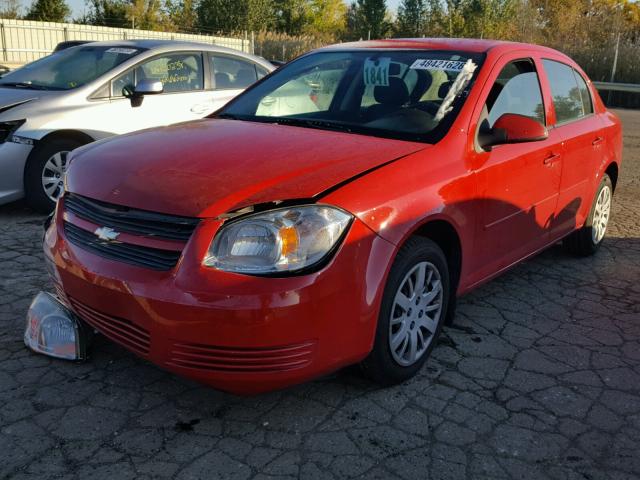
[0,40,274,211]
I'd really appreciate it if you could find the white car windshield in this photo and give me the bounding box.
[219,50,484,143]
[0,45,144,91]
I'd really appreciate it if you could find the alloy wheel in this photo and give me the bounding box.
[592,184,611,244]
[388,261,444,367]
[41,151,69,202]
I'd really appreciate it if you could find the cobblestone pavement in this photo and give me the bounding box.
[1,110,639,480]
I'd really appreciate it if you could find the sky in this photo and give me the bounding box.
[19,0,403,22]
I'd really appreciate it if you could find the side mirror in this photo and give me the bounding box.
[135,80,164,96]
[123,80,163,107]
[478,113,548,149]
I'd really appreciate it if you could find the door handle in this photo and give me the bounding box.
[543,153,561,166]
[592,136,604,146]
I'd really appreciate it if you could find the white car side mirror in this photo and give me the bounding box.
[135,80,164,95]
[123,80,164,107]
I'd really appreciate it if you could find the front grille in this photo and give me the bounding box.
[64,222,181,271]
[68,296,151,356]
[167,341,316,373]
[64,193,199,241]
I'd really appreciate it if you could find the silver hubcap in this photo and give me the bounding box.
[41,151,69,201]
[389,261,444,367]
[592,184,611,244]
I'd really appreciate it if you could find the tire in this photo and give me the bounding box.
[563,174,613,256]
[24,137,85,213]
[361,237,450,386]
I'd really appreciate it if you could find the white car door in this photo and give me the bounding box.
[87,51,214,136]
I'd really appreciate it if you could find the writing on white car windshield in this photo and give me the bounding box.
[0,46,144,91]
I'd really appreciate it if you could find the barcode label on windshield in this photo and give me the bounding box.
[410,59,466,72]
[106,48,138,55]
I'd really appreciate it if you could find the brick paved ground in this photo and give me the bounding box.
[1,110,639,480]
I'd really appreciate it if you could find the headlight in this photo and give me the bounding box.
[0,120,26,143]
[204,205,352,274]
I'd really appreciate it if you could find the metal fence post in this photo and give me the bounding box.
[0,23,7,62]
[251,31,255,55]
[63,26,68,41]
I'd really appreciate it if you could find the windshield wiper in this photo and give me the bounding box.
[215,113,357,134]
[215,113,244,120]
[0,82,52,90]
[270,117,355,133]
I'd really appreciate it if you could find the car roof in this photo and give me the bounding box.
[321,38,564,56]
[69,39,255,57]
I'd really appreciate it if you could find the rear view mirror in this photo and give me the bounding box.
[478,113,548,149]
[124,80,164,107]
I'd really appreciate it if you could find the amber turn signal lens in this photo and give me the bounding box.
[279,226,299,256]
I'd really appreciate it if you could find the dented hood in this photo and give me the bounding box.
[66,119,426,218]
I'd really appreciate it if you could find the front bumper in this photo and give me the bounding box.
[44,203,396,394]
[0,141,33,204]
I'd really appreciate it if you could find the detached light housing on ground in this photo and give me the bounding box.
[24,291,88,361]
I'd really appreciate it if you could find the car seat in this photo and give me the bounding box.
[235,68,256,88]
[366,77,410,120]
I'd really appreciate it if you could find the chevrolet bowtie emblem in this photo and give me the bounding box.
[94,226,120,242]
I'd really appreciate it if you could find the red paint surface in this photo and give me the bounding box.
[49,39,622,394]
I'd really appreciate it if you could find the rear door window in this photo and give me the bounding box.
[211,55,258,89]
[543,59,592,124]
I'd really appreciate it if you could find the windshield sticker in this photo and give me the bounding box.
[106,48,138,55]
[364,57,391,86]
[410,59,467,72]
[434,59,478,122]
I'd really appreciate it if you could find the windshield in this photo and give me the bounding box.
[0,45,144,91]
[219,50,484,143]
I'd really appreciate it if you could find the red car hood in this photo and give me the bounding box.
[66,119,426,218]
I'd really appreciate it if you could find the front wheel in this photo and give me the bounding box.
[361,237,450,386]
[24,137,85,213]
[563,174,613,256]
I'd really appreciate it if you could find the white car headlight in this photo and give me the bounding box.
[204,205,352,274]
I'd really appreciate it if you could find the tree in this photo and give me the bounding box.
[395,0,426,36]
[25,0,70,22]
[0,0,21,18]
[197,0,242,32]
[345,0,389,40]
[82,0,129,27]
[246,0,276,31]
[305,0,347,36]
[197,0,275,33]
[274,0,308,34]
[122,0,163,30]
[164,0,197,32]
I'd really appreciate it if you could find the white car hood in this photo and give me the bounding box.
[0,87,60,117]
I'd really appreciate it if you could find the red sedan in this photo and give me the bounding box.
[43,39,622,394]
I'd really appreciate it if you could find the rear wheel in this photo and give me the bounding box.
[361,237,449,385]
[563,174,613,256]
[24,137,85,213]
